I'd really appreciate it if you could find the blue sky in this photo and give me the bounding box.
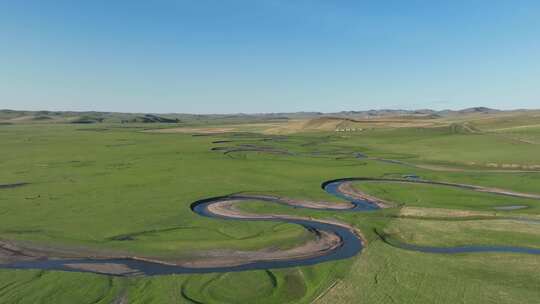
[1,1,539,113]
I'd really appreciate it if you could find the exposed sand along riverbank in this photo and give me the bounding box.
[0,180,373,276]
[1,178,539,277]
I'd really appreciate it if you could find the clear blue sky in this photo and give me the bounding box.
[1,1,539,114]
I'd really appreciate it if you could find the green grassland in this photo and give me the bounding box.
[327,126,540,169]
[1,111,539,303]
[352,181,540,212]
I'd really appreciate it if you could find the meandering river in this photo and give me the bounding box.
[1,178,539,277]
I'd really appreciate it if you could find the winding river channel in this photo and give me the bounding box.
[1,178,539,277]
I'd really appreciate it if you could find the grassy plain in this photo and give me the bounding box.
[0,110,539,303]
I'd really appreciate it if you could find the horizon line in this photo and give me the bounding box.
[2,106,540,116]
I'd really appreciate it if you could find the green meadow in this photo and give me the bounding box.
[1,112,539,303]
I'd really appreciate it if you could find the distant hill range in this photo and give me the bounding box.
[333,107,501,117]
[0,107,535,125]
